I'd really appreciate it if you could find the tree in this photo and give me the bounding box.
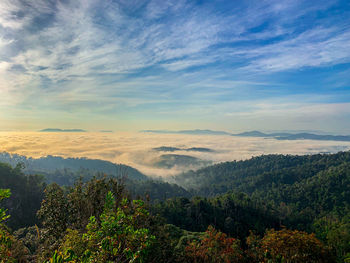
[0,162,45,229]
[37,183,69,261]
[313,215,350,262]
[185,225,243,263]
[37,183,69,241]
[0,188,14,262]
[50,191,155,263]
[247,228,333,263]
[0,189,28,262]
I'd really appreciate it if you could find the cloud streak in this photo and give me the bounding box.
[0,0,349,131]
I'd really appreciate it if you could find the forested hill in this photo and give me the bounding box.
[0,152,147,181]
[174,151,350,196]
[1,151,350,261]
[174,151,350,234]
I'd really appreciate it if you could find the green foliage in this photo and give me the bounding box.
[0,228,16,263]
[126,179,191,201]
[68,177,128,230]
[247,228,333,263]
[37,183,69,247]
[36,177,129,261]
[46,250,75,263]
[145,223,203,263]
[0,162,45,229]
[176,152,350,198]
[153,193,279,240]
[0,152,147,182]
[14,226,41,259]
[173,152,350,260]
[0,188,28,262]
[50,191,155,263]
[0,188,14,262]
[313,215,350,262]
[0,189,11,223]
[1,149,350,262]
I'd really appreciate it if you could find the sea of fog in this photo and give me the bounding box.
[0,131,350,177]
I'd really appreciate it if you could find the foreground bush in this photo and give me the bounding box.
[247,228,333,263]
[0,189,28,262]
[48,191,155,263]
[185,225,243,263]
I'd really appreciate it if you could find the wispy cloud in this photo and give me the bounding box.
[0,0,349,131]
[240,27,350,72]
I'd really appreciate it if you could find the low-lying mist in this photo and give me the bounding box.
[0,131,350,178]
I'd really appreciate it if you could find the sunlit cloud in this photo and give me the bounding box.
[1,132,350,178]
[0,0,349,131]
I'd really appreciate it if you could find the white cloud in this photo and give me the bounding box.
[241,28,350,71]
[1,131,350,177]
[0,0,349,131]
[3,0,348,83]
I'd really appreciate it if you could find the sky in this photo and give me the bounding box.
[0,0,350,133]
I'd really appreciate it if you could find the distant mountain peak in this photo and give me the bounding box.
[233,131,267,137]
[141,129,231,135]
[233,130,350,142]
[40,128,87,132]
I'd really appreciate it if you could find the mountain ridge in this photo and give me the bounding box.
[40,128,87,132]
[0,152,147,181]
[143,129,350,142]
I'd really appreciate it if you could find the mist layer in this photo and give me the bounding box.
[0,132,349,177]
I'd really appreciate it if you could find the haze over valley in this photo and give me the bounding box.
[1,131,350,177]
[1,0,350,261]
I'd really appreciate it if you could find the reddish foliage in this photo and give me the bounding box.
[185,226,243,263]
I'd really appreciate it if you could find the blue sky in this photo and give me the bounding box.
[0,0,350,133]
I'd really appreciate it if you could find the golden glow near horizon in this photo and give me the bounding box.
[0,1,350,133]
[0,131,350,177]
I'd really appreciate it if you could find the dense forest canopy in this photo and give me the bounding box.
[0,151,350,262]
[0,152,147,181]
